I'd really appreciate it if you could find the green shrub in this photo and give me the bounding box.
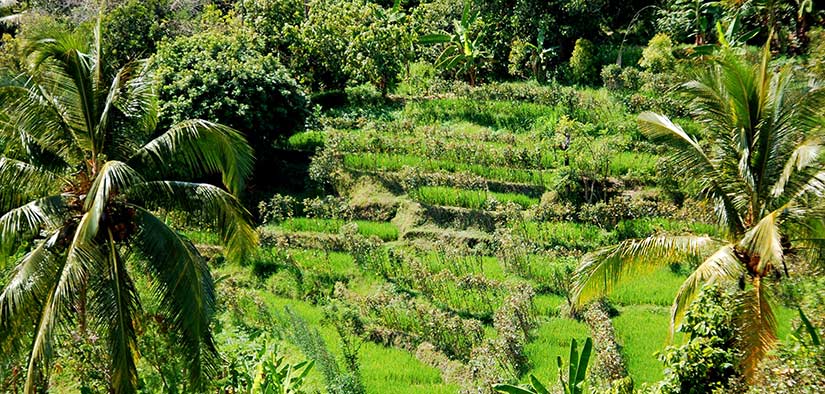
[287,0,410,93]
[104,0,171,69]
[286,130,326,152]
[601,63,623,91]
[396,62,449,96]
[619,67,642,91]
[602,65,643,93]
[344,5,412,94]
[569,38,597,85]
[235,0,303,50]
[154,30,309,159]
[258,194,299,224]
[639,33,676,73]
[345,83,384,107]
[657,285,742,394]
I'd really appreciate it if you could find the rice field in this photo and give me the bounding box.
[273,217,400,241]
[411,186,539,209]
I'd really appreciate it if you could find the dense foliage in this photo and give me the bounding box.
[0,23,256,392]
[154,29,308,162]
[0,0,824,393]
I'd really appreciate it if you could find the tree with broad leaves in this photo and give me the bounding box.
[572,41,825,380]
[0,18,257,393]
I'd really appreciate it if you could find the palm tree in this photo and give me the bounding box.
[571,44,825,379]
[0,20,257,393]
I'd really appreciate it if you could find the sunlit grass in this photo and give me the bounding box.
[610,266,686,306]
[344,152,557,185]
[403,98,562,133]
[256,294,457,394]
[275,218,399,241]
[524,317,591,384]
[411,186,538,209]
[513,221,614,251]
[612,305,672,384]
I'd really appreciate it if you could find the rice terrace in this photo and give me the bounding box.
[0,0,824,393]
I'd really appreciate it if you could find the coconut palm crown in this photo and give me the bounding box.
[0,22,257,392]
[572,44,825,378]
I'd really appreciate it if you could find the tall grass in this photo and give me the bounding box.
[286,130,326,151]
[404,98,562,133]
[609,151,658,179]
[290,249,358,275]
[614,217,721,241]
[610,266,686,306]
[612,306,671,384]
[275,218,399,241]
[182,229,221,245]
[417,251,506,281]
[360,342,459,394]
[512,221,615,251]
[411,186,538,209]
[523,317,591,385]
[344,152,557,185]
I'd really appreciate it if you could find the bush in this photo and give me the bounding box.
[344,5,412,94]
[601,64,623,91]
[619,67,641,91]
[286,0,410,93]
[639,33,676,73]
[657,285,743,394]
[154,30,309,160]
[345,83,384,107]
[258,194,299,224]
[235,0,303,51]
[569,38,597,85]
[602,65,643,93]
[104,0,171,68]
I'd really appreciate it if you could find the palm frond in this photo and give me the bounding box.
[0,231,62,362]
[76,160,143,244]
[127,119,253,196]
[572,235,719,306]
[735,279,777,381]
[125,181,257,263]
[130,207,218,387]
[0,74,86,165]
[0,195,66,258]
[670,245,745,335]
[770,136,825,198]
[28,32,100,150]
[98,60,157,160]
[0,157,62,213]
[739,209,783,276]
[23,239,101,393]
[88,229,140,393]
[638,112,746,234]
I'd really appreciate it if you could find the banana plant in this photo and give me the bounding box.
[519,26,555,84]
[493,337,592,394]
[493,374,551,394]
[251,344,315,394]
[557,337,592,394]
[793,307,821,346]
[418,0,488,86]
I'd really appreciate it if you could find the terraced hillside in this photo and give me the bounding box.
[194,85,794,393]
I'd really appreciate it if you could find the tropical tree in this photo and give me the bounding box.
[419,0,488,86]
[571,42,825,379]
[0,20,257,393]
